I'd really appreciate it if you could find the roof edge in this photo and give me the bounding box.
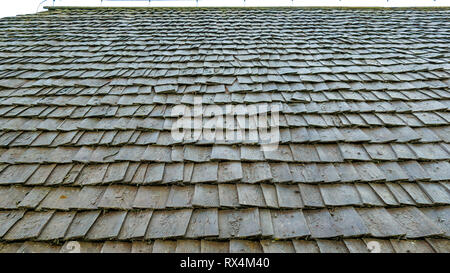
[43,6,450,11]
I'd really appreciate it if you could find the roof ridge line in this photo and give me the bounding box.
[43,6,450,11]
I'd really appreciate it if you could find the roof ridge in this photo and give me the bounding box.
[43,6,450,11]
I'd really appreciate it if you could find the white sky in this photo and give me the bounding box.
[1,0,449,18]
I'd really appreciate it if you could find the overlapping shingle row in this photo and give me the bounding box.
[0,7,448,252]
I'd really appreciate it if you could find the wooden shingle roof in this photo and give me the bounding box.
[0,7,449,253]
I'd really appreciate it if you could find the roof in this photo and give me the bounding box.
[0,6,449,253]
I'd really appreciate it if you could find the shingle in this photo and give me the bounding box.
[378,162,410,182]
[235,184,265,207]
[218,162,243,182]
[391,143,417,160]
[355,183,385,206]
[133,186,168,209]
[65,211,101,240]
[316,144,344,162]
[390,126,421,142]
[290,163,321,183]
[183,163,194,182]
[292,240,320,253]
[334,163,361,182]
[269,162,292,183]
[175,240,201,253]
[288,127,311,142]
[76,164,108,185]
[162,163,184,183]
[101,242,132,253]
[191,163,218,183]
[240,145,264,161]
[130,163,147,184]
[385,182,415,205]
[421,207,450,238]
[364,144,397,161]
[343,239,369,253]
[0,164,39,184]
[339,128,371,142]
[97,185,137,209]
[399,182,432,205]
[409,144,449,160]
[211,145,240,161]
[388,207,444,238]
[390,239,435,253]
[353,162,386,182]
[261,240,295,253]
[425,239,450,253]
[0,186,31,209]
[297,183,324,208]
[271,210,310,239]
[230,240,263,253]
[141,145,172,162]
[263,145,293,161]
[86,211,127,240]
[18,187,51,208]
[131,241,153,253]
[185,208,219,238]
[241,162,272,183]
[70,186,104,210]
[146,209,192,239]
[369,183,399,206]
[363,127,397,143]
[166,185,194,208]
[413,112,447,125]
[143,163,165,184]
[320,183,361,206]
[38,211,76,241]
[0,210,25,237]
[418,182,450,204]
[256,208,273,237]
[192,184,219,207]
[152,240,177,253]
[115,145,146,161]
[304,209,341,238]
[200,240,229,253]
[421,161,450,181]
[4,211,54,240]
[38,187,80,210]
[338,144,371,161]
[332,207,369,237]
[317,163,341,183]
[118,210,153,240]
[16,242,61,253]
[275,184,303,208]
[90,147,120,163]
[357,208,406,237]
[316,239,349,253]
[184,145,211,162]
[171,146,184,162]
[218,208,261,238]
[103,162,129,183]
[218,184,239,208]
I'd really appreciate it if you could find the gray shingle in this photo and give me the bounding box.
[118,210,153,240]
[146,209,192,239]
[218,208,261,238]
[4,211,54,240]
[357,208,406,237]
[271,210,310,239]
[86,211,127,240]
